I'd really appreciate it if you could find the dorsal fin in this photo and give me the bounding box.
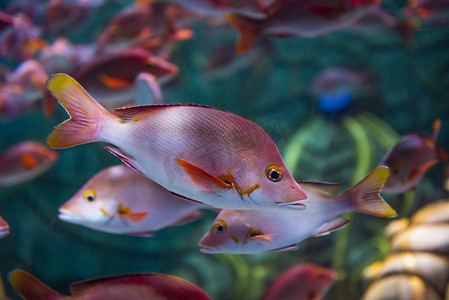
[114,104,226,122]
[297,181,341,196]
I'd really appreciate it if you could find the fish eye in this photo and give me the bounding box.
[83,189,96,202]
[214,221,227,234]
[266,165,284,182]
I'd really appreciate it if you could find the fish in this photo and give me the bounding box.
[226,0,380,52]
[58,164,205,236]
[380,119,448,193]
[8,269,212,300]
[402,0,449,26]
[0,59,53,118]
[260,263,337,300]
[0,141,58,187]
[363,252,449,295]
[361,274,441,300]
[0,214,9,238]
[390,223,449,253]
[46,73,308,210]
[73,48,178,110]
[97,1,193,54]
[199,166,396,254]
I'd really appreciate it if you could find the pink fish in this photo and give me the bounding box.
[0,59,53,119]
[73,48,178,110]
[46,73,307,210]
[9,269,212,300]
[59,165,205,236]
[199,166,396,254]
[380,119,447,193]
[226,0,380,52]
[0,214,9,238]
[0,141,58,187]
[260,263,337,300]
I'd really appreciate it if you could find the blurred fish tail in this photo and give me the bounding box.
[431,119,448,161]
[225,13,262,53]
[347,166,397,217]
[8,270,65,300]
[46,73,114,149]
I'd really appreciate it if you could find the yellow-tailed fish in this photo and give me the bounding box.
[59,165,205,237]
[199,166,396,254]
[0,141,58,187]
[46,73,308,210]
[9,269,212,300]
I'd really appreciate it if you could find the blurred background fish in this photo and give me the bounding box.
[0,141,58,187]
[0,214,9,238]
[58,164,206,237]
[8,270,212,300]
[380,119,448,193]
[260,263,337,300]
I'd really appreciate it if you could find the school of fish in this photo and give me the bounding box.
[1,0,448,299]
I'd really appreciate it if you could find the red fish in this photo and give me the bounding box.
[261,263,337,300]
[380,119,447,193]
[0,141,58,187]
[46,73,308,210]
[73,48,178,110]
[0,214,9,238]
[9,270,212,300]
[226,0,380,52]
[97,1,193,55]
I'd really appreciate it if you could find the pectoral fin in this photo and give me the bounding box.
[250,233,273,244]
[174,158,232,193]
[410,160,437,180]
[313,218,350,237]
[118,207,149,223]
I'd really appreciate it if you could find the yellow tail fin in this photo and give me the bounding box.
[46,73,111,149]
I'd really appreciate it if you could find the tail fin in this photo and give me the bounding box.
[46,73,112,149]
[8,269,64,300]
[225,13,262,53]
[347,166,397,218]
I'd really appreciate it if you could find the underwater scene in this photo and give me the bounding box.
[1,0,449,299]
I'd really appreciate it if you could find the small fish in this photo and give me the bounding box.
[199,166,396,254]
[226,0,380,52]
[361,274,441,300]
[73,48,178,110]
[363,252,449,295]
[390,223,449,253]
[9,269,212,300]
[46,74,308,210]
[0,214,9,238]
[260,263,337,300]
[380,119,448,193]
[59,165,205,236]
[0,141,58,187]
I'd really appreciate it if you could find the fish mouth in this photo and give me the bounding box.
[58,208,82,223]
[199,246,220,254]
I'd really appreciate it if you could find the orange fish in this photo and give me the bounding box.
[380,119,447,193]
[46,73,308,210]
[9,270,212,300]
[0,141,58,187]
